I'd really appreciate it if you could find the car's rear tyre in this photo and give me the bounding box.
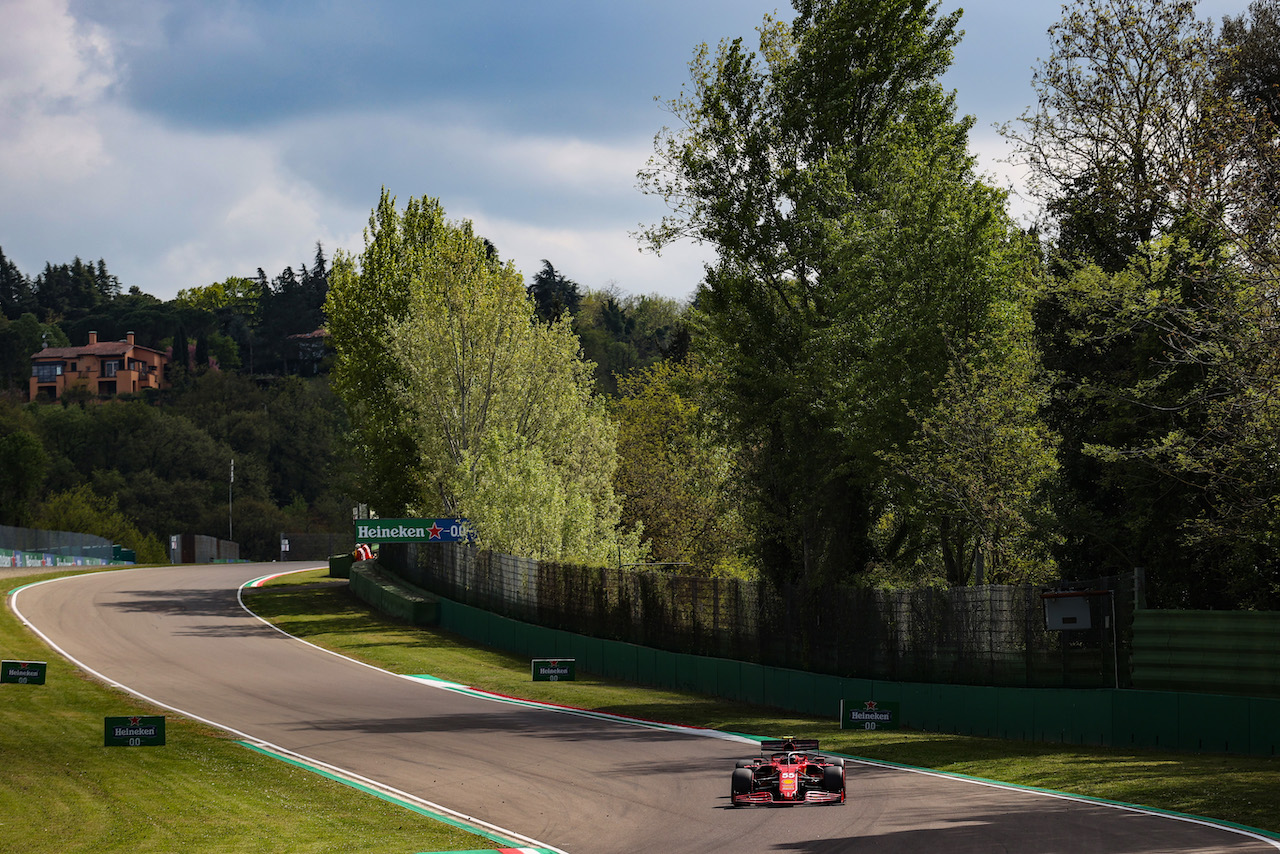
[731,767,754,799]
[735,759,755,768]
[825,757,844,767]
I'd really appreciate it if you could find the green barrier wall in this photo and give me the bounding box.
[348,564,438,626]
[360,573,1280,757]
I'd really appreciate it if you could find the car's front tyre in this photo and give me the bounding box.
[731,767,755,804]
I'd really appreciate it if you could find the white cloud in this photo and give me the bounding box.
[272,106,706,296]
[464,209,711,301]
[0,0,115,182]
[0,0,1060,307]
[489,134,651,197]
[968,127,1038,227]
[0,0,114,104]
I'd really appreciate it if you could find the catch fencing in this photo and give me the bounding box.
[0,524,115,566]
[383,542,1133,689]
[279,531,355,561]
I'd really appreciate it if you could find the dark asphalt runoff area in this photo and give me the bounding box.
[10,562,1280,854]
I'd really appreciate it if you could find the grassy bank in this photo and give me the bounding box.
[1,570,493,854]
[244,569,1280,836]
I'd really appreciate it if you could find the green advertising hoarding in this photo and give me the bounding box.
[841,699,900,731]
[354,518,473,544]
[104,715,166,747]
[532,659,576,681]
[1,660,47,685]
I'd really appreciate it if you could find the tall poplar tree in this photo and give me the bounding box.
[326,191,435,514]
[327,191,641,566]
[640,0,1052,586]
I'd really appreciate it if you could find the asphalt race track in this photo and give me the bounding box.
[11,562,1280,854]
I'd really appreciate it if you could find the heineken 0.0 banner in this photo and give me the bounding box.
[1,660,47,685]
[531,659,576,681]
[104,715,166,747]
[354,518,473,544]
[841,699,900,731]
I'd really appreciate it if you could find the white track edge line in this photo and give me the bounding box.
[8,569,567,854]
[15,567,1280,850]
[839,755,1280,849]
[240,569,1280,849]
[238,568,758,744]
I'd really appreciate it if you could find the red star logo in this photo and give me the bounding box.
[129,716,142,725]
[864,701,878,710]
[428,522,443,539]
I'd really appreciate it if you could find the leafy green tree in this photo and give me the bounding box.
[1042,238,1280,606]
[26,396,251,551]
[1218,0,1280,129]
[612,360,750,575]
[640,0,1044,585]
[574,289,689,394]
[326,190,436,514]
[1004,0,1214,253]
[0,429,48,525]
[33,484,167,564]
[63,289,176,356]
[1212,1,1280,269]
[194,332,210,373]
[329,191,641,566]
[172,325,190,372]
[1007,0,1280,606]
[254,250,329,375]
[386,207,639,566]
[176,276,264,319]
[885,323,1060,586]
[0,313,66,390]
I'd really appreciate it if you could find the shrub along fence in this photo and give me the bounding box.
[381,542,1133,690]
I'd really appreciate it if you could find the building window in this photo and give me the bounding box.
[102,360,120,377]
[32,363,62,383]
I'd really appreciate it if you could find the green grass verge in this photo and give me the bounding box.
[245,569,1280,836]
[1,569,495,854]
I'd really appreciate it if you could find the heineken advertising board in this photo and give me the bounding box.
[1,660,47,685]
[354,518,473,544]
[531,659,575,681]
[104,715,166,747]
[841,699,900,731]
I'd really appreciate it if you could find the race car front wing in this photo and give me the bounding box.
[732,789,845,805]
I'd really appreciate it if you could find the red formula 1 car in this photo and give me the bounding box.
[730,737,846,806]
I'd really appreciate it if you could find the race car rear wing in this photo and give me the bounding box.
[760,738,820,752]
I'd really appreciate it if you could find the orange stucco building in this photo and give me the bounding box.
[29,331,170,400]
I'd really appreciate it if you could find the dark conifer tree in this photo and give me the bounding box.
[527,260,581,323]
[0,247,36,320]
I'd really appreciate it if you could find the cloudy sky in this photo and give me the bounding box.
[0,0,1245,303]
